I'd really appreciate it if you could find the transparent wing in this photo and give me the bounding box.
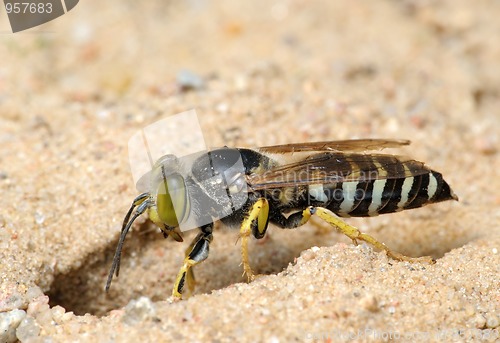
[247,152,430,190]
[257,139,410,154]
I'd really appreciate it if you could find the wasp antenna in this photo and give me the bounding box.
[121,193,150,233]
[105,194,150,292]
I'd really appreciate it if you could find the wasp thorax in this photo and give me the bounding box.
[156,172,190,227]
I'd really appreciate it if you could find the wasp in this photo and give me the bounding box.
[105,139,457,299]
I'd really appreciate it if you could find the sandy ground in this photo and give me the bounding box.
[1,0,499,342]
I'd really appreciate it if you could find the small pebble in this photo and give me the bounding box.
[216,102,229,114]
[61,311,75,322]
[122,297,157,325]
[473,314,487,329]
[234,75,248,91]
[475,138,497,155]
[0,309,26,343]
[182,310,193,322]
[34,211,45,225]
[51,305,66,323]
[26,286,44,302]
[16,316,40,342]
[35,305,53,327]
[360,294,379,312]
[485,313,499,329]
[176,69,204,91]
[301,248,318,261]
[0,293,24,312]
[27,295,50,316]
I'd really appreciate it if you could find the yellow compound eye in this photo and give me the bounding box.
[156,173,189,227]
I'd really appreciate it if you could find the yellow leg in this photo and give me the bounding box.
[240,198,269,281]
[172,258,197,299]
[172,225,213,299]
[183,242,198,296]
[311,207,435,264]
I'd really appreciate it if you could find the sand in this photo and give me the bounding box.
[0,0,499,342]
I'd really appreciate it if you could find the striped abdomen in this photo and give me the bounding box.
[307,156,457,217]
